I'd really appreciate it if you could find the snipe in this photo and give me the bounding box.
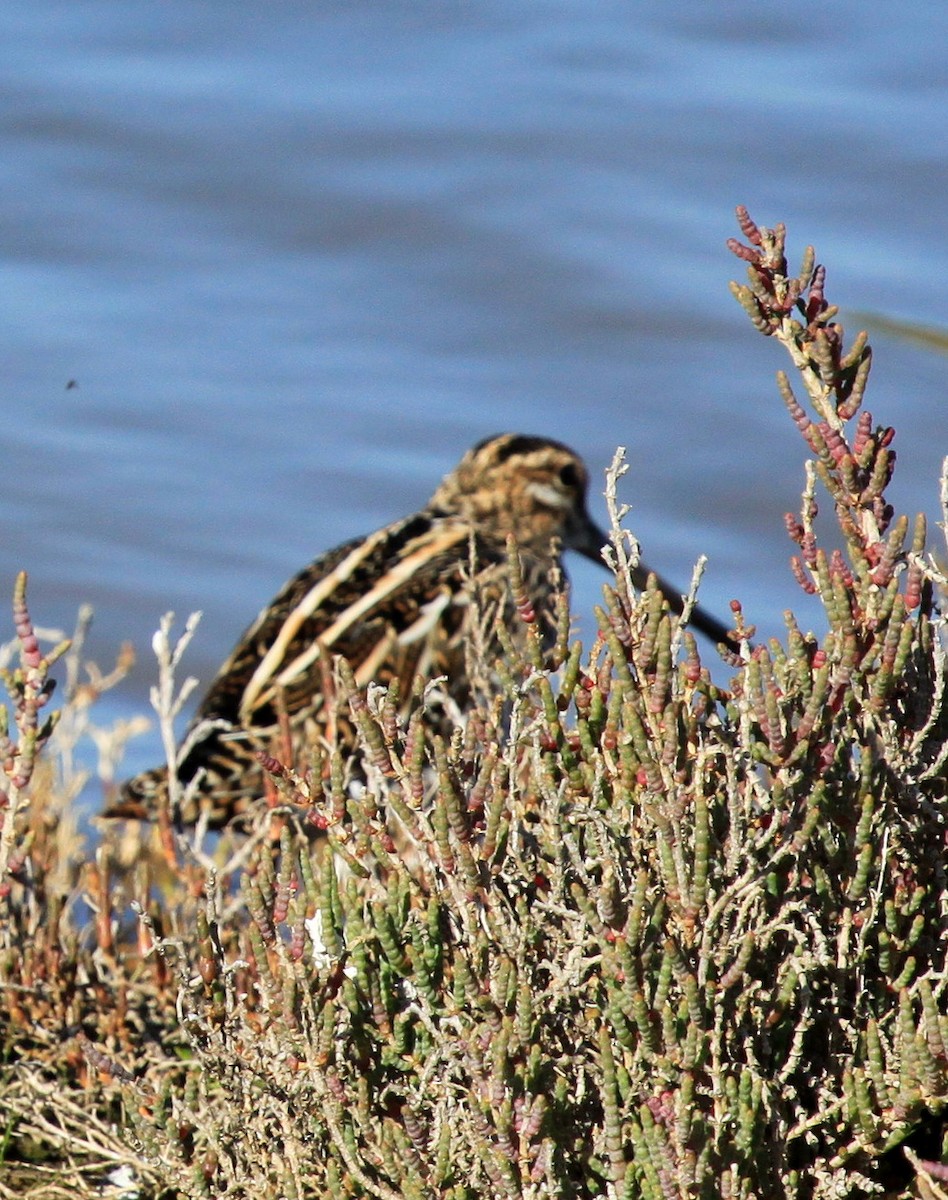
[108,434,737,827]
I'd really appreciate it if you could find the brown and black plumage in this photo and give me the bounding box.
[108,434,737,827]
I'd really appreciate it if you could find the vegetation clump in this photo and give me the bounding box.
[1,209,946,1199]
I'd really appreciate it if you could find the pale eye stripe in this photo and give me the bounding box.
[241,523,469,718]
[525,480,569,508]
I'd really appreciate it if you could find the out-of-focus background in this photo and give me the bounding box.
[4,1,947,785]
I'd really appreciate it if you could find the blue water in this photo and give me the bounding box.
[3,1,947,789]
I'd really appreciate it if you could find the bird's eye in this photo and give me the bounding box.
[558,463,581,489]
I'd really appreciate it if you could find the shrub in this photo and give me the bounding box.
[1,208,946,1199]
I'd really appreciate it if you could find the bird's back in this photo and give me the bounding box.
[109,505,543,826]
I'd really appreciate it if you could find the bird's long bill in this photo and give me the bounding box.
[569,514,652,594]
[569,513,612,567]
[569,514,739,651]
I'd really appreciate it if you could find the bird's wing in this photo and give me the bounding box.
[194,512,474,731]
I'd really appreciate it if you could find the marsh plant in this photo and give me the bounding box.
[1,209,946,1199]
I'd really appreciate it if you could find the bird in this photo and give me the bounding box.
[106,434,738,828]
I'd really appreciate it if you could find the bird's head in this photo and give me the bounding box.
[428,434,607,563]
